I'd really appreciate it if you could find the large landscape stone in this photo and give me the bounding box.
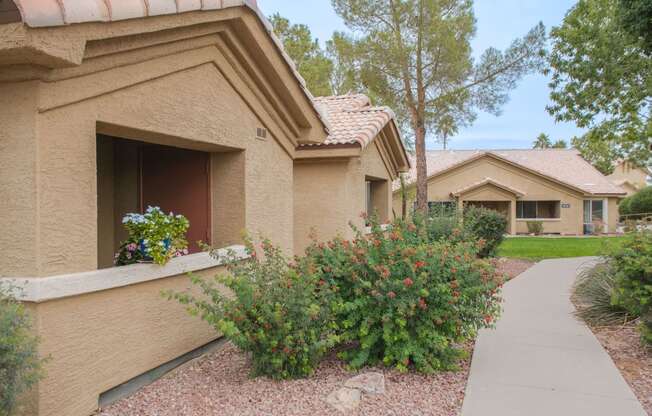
[325,387,361,413]
[344,372,386,395]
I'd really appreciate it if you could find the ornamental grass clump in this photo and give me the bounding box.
[167,238,339,380]
[303,216,504,373]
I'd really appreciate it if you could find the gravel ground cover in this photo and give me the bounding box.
[494,258,535,281]
[99,342,472,416]
[592,324,651,415]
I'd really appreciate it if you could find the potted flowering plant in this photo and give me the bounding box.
[115,206,190,266]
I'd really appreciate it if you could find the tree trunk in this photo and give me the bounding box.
[400,174,407,219]
[415,124,428,213]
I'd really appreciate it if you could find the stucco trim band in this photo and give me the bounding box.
[2,245,247,303]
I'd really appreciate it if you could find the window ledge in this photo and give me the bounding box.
[516,218,561,222]
[1,245,248,303]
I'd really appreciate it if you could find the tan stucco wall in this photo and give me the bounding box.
[294,141,394,253]
[25,267,221,416]
[1,11,328,416]
[0,25,305,277]
[394,157,621,235]
[608,197,619,232]
[0,82,39,277]
[36,62,295,275]
[608,162,649,196]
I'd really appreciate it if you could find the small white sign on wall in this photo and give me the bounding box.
[561,203,571,209]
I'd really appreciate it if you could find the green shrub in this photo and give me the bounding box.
[412,210,465,243]
[609,231,652,317]
[619,196,633,217]
[303,217,503,373]
[463,207,508,257]
[0,286,44,416]
[642,311,652,346]
[168,238,338,379]
[526,221,544,235]
[608,231,652,345]
[629,186,652,215]
[572,263,630,326]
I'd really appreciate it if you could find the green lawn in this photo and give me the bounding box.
[497,236,627,260]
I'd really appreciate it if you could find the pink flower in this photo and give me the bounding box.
[127,243,137,252]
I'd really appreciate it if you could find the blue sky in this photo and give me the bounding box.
[259,0,585,150]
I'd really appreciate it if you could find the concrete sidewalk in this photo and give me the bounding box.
[462,257,646,416]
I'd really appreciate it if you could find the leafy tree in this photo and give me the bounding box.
[618,0,652,53]
[571,132,619,175]
[552,139,568,149]
[330,0,546,212]
[326,31,362,95]
[269,14,334,96]
[546,0,652,169]
[533,133,552,149]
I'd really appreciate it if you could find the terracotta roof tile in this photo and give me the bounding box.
[305,94,395,148]
[396,149,626,196]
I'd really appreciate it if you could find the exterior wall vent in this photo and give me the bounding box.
[256,127,267,140]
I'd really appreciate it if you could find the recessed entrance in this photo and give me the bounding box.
[96,135,212,268]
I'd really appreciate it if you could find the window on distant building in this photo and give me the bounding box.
[516,201,560,219]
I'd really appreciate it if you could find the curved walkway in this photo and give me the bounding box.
[462,257,646,416]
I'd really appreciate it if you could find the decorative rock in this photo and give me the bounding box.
[325,387,361,413]
[344,372,386,395]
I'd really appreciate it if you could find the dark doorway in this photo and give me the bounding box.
[139,145,211,253]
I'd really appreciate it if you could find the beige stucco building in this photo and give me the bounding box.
[607,160,651,196]
[294,94,409,252]
[0,2,408,416]
[394,150,626,235]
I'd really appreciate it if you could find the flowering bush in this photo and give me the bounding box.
[303,216,503,373]
[167,237,339,379]
[0,285,44,416]
[116,206,189,266]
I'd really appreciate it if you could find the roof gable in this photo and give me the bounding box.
[451,177,526,198]
[297,94,410,175]
[4,1,329,144]
[396,149,626,196]
[311,94,396,148]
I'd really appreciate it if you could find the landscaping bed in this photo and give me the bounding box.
[494,258,535,280]
[591,324,651,415]
[98,342,472,416]
[99,210,510,415]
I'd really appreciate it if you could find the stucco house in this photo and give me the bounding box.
[294,94,410,252]
[607,160,652,196]
[393,149,626,235]
[0,2,407,416]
